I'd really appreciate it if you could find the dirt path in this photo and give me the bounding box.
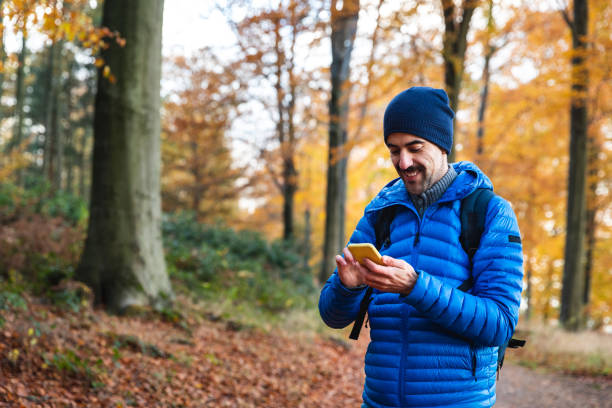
[2,300,610,407]
[496,363,612,408]
[342,331,612,408]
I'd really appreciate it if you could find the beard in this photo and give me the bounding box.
[397,165,430,195]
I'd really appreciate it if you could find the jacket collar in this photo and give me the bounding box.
[365,161,493,214]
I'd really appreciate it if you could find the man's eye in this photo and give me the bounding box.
[390,150,399,155]
[409,146,423,153]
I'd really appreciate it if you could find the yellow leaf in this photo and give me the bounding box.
[61,22,75,41]
[8,349,19,363]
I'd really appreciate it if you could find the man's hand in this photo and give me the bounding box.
[335,247,368,289]
[362,256,418,295]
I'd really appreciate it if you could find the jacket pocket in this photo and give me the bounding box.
[470,344,477,379]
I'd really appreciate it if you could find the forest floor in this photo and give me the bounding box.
[1,294,611,408]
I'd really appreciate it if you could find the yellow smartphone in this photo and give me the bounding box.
[347,243,384,266]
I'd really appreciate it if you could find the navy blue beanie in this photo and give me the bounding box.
[383,87,455,153]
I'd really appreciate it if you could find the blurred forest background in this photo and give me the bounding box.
[0,0,612,405]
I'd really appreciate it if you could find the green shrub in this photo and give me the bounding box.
[0,290,27,311]
[44,349,103,382]
[0,289,28,327]
[162,212,316,313]
[0,179,88,226]
[0,181,85,290]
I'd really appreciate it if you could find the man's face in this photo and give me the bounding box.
[387,133,449,196]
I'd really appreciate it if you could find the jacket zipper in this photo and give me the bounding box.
[401,208,426,406]
[410,211,424,268]
[470,345,477,380]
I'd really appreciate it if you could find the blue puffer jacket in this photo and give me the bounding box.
[319,161,523,408]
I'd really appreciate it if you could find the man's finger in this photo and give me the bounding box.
[381,255,407,268]
[335,254,347,267]
[363,258,388,274]
[343,247,357,263]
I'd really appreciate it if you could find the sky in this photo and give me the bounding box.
[2,1,234,57]
[162,1,235,58]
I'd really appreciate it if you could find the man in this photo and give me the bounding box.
[318,87,524,408]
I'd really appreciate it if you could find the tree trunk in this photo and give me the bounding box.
[543,260,555,322]
[42,37,65,191]
[78,128,89,200]
[476,50,491,162]
[76,0,172,312]
[282,155,297,240]
[0,0,6,120]
[12,32,26,150]
[52,57,63,191]
[441,0,478,162]
[303,208,311,271]
[475,0,497,165]
[64,62,76,195]
[283,42,298,241]
[583,138,598,313]
[189,140,201,214]
[43,39,58,186]
[10,31,27,185]
[559,0,588,331]
[320,0,359,283]
[271,9,299,242]
[583,201,595,308]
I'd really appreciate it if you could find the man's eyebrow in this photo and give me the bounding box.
[387,140,425,148]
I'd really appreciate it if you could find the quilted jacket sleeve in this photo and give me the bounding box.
[402,195,524,346]
[318,212,376,329]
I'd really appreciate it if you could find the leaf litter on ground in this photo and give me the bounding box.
[0,292,367,407]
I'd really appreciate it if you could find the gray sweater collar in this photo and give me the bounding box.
[410,165,457,217]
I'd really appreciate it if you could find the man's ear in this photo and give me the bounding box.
[439,149,449,166]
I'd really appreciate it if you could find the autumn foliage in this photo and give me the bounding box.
[161,51,244,222]
[1,4,612,406]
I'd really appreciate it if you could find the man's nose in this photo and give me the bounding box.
[398,151,413,169]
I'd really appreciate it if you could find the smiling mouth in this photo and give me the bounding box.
[402,167,421,179]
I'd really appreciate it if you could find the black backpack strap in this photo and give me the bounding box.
[507,338,526,348]
[458,188,526,375]
[497,337,526,376]
[375,205,399,250]
[349,205,399,341]
[457,188,495,292]
[349,286,373,340]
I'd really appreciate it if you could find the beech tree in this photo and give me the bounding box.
[441,0,479,162]
[320,0,359,282]
[0,0,6,116]
[76,0,172,311]
[559,0,589,331]
[12,32,26,154]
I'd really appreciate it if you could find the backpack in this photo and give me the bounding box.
[348,188,525,375]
